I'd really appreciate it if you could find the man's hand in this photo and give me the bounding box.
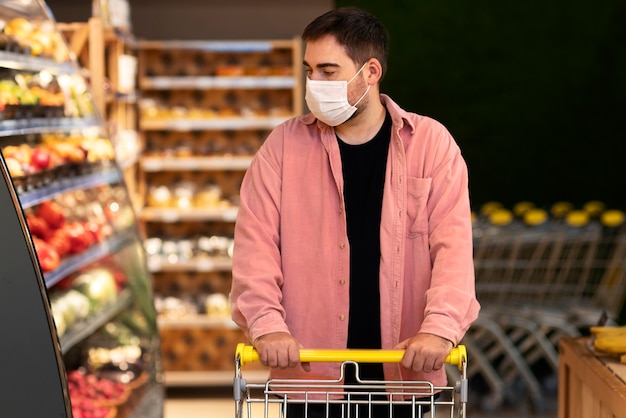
[253,332,311,371]
[394,333,454,373]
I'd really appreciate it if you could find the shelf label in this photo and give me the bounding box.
[195,259,215,271]
[159,210,181,222]
[222,208,239,222]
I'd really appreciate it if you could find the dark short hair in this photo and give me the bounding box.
[302,7,389,79]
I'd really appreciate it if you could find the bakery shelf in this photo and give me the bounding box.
[147,255,232,273]
[137,38,302,381]
[158,316,238,330]
[59,288,133,354]
[139,116,290,131]
[141,75,296,90]
[141,156,253,172]
[163,369,269,387]
[140,207,238,223]
[138,40,280,52]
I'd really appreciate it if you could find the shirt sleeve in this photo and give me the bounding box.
[229,124,292,343]
[419,124,480,344]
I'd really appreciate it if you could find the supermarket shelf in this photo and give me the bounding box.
[0,116,100,137]
[158,316,238,329]
[0,50,75,74]
[141,156,253,172]
[129,383,164,418]
[59,289,133,354]
[140,207,238,222]
[139,40,279,52]
[139,116,290,131]
[148,255,232,273]
[17,165,121,208]
[141,76,295,90]
[44,228,136,288]
[164,369,269,387]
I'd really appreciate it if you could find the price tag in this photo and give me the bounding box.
[141,158,162,171]
[196,259,215,272]
[222,208,239,222]
[160,210,180,222]
[147,257,162,272]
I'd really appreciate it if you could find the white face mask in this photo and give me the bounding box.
[305,63,371,126]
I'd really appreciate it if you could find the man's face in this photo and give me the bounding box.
[303,35,369,108]
[303,35,357,81]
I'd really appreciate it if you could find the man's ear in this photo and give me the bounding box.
[366,58,383,84]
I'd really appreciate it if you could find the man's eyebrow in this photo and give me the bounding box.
[303,60,341,69]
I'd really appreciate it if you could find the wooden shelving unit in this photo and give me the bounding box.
[137,38,302,385]
[58,18,142,211]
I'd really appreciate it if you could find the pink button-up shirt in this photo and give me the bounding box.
[231,95,480,387]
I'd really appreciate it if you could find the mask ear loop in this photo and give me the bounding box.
[348,62,371,107]
[347,62,369,84]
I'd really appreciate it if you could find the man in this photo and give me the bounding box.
[230,7,480,417]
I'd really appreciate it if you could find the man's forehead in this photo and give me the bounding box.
[303,38,351,67]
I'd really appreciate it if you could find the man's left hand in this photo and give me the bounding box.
[394,333,454,373]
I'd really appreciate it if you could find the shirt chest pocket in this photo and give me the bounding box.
[406,177,431,237]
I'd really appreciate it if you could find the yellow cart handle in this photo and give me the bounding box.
[236,343,467,370]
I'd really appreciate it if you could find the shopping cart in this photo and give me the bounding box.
[233,343,468,418]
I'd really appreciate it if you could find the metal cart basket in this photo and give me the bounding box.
[234,344,468,418]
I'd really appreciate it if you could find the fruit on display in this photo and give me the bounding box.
[0,78,65,112]
[2,134,115,182]
[591,325,626,361]
[67,369,127,418]
[26,195,116,269]
[64,221,94,254]
[1,17,67,61]
[73,269,118,311]
[32,236,60,272]
[49,289,90,336]
[36,200,65,228]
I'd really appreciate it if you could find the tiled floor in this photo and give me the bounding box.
[164,386,558,417]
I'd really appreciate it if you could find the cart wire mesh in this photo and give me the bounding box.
[234,344,468,418]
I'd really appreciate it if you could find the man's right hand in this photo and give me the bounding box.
[253,332,310,371]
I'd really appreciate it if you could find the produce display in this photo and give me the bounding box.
[0,2,163,416]
[67,369,124,418]
[590,325,626,362]
[0,17,67,60]
[3,134,114,180]
[24,185,134,272]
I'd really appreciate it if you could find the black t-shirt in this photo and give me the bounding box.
[337,110,392,381]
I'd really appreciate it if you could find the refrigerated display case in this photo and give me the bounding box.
[0,0,164,416]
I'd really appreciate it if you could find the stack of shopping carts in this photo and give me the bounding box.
[466,200,626,412]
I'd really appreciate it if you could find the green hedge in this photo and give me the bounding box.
[335,0,626,210]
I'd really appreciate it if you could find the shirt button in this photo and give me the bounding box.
[339,243,346,249]
[339,314,345,321]
[339,279,345,285]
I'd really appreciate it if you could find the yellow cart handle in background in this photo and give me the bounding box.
[236,343,467,370]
